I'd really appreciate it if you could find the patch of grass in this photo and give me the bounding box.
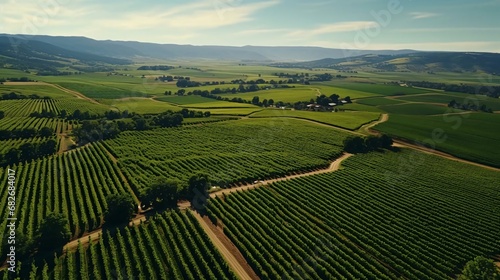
[155,95,215,105]
[0,84,72,99]
[374,113,500,167]
[250,108,380,130]
[321,81,436,96]
[379,103,462,115]
[101,98,181,114]
[183,101,258,109]
[57,82,149,99]
[218,86,319,103]
[397,93,500,111]
[186,107,262,116]
[357,97,406,106]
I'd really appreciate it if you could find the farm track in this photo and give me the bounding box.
[178,153,353,210]
[190,210,258,280]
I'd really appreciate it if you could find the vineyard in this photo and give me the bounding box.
[0,142,136,257]
[3,211,238,280]
[0,117,74,133]
[206,150,500,279]
[103,118,349,193]
[0,99,111,118]
[0,137,58,154]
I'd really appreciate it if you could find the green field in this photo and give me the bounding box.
[219,87,320,103]
[357,97,406,106]
[182,101,258,109]
[250,109,380,130]
[189,107,262,115]
[207,150,500,279]
[98,98,181,114]
[155,95,216,105]
[374,113,500,167]
[3,211,238,280]
[379,103,462,115]
[0,84,72,99]
[57,82,149,99]
[320,81,436,96]
[0,143,135,251]
[396,93,500,111]
[103,118,350,191]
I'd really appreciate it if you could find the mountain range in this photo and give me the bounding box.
[1,34,499,74]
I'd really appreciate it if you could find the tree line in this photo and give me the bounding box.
[448,100,493,113]
[0,127,54,140]
[0,139,57,166]
[404,81,500,98]
[1,92,51,100]
[72,109,210,145]
[344,134,394,154]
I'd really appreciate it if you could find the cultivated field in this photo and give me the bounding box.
[207,150,500,279]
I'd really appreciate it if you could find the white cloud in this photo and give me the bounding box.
[286,21,378,38]
[238,28,288,35]
[409,12,440,19]
[94,0,280,31]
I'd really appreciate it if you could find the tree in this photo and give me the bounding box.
[203,111,211,117]
[379,134,393,149]
[188,173,210,199]
[252,96,260,105]
[365,136,381,151]
[19,143,36,162]
[39,127,53,137]
[59,109,67,119]
[459,256,500,280]
[344,136,367,154]
[141,177,183,209]
[104,194,135,225]
[268,99,275,106]
[36,213,70,251]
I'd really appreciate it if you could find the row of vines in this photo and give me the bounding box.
[207,150,500,279]
[2,211,237,280]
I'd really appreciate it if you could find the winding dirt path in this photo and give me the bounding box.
[360,113,388,135]
[178,153,353,210]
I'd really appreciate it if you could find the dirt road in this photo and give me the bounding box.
[63,216,146,251]
[190,210,258,280]
[178,153,353,210]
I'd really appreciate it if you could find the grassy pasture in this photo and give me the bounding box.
[192,107,262,116]
[250,108,380,130]
[396,93,500,111]
[184,101,257,109]
[356,97,406,106]
[0,84,72,99]
[155,95,216,105]
[219,87,319,103]
[57,82,149,99]
[374,113,500,167]
[323,81,435,96]
[98,98,181,114]
[379,103,463,115]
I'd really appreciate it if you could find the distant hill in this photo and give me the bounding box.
[0,34,417,62]
[0,35,130,74]
[272,52,500,73]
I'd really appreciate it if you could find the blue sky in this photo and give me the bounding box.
[1,0,499,52]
